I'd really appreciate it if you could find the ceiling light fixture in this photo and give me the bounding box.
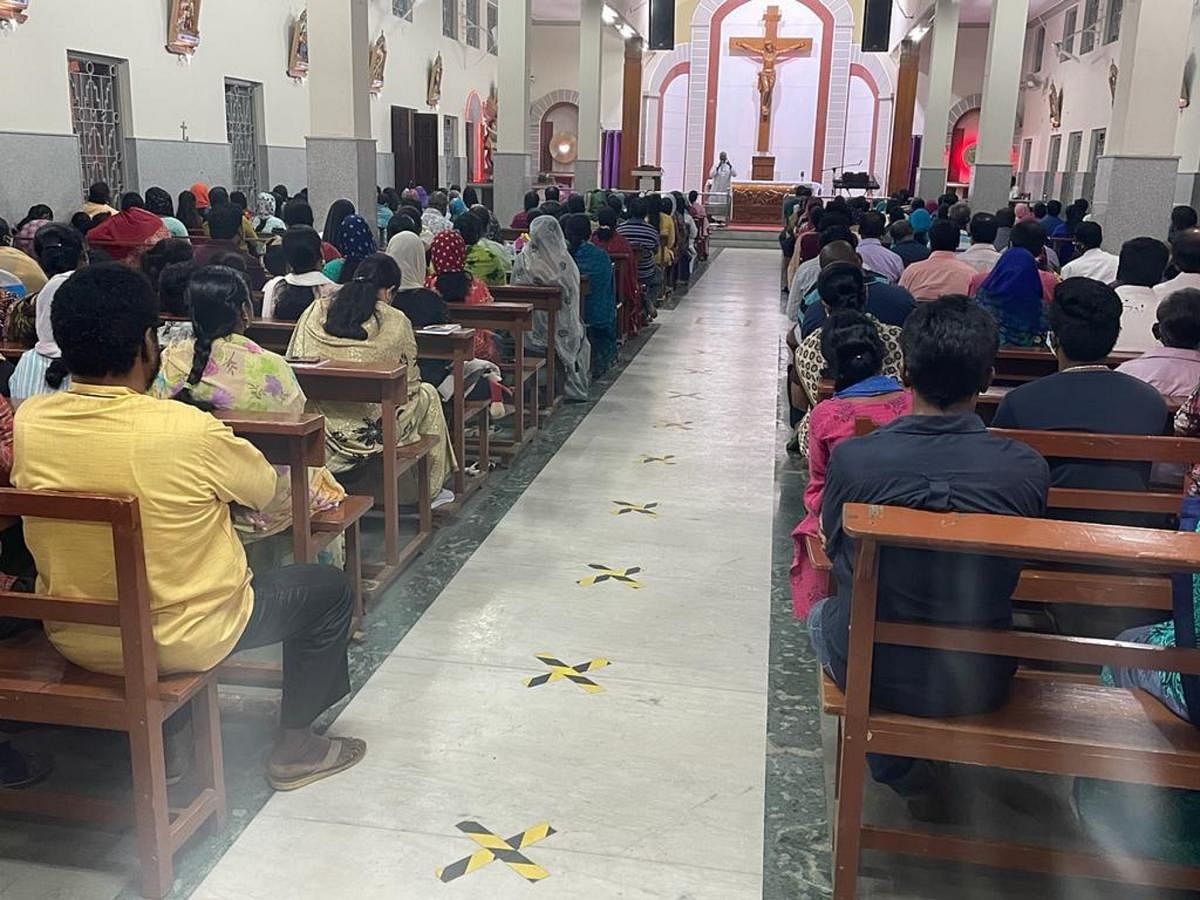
[602,5,618,24]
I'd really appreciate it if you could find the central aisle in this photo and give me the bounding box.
[194,249,784,899]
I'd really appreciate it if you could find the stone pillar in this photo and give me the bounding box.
[306,0,376,233]
[1095,0,1193,248]
[916,0,961,198]
[619,38,644,189]
[887,40,920,194]
[971,0,1028,214]
[575,0,604,195]
[495,0,532,222]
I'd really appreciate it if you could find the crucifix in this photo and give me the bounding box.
[729,5,813,156]
[180,120,189,142]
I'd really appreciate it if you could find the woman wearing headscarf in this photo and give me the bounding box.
[511,216,591,401]
[322,199,356,246]
[471,204,503,243]
[253,192,286,235]
[426,230,500,365]
[387,231,452,385]
[86,193,170,266]
[287,254,456,509]
[974,247,1048,347]
[189,182,212,216]
[907,207,933,246]
[449,196,468,219]
[145,188,189,238]
[324,214,377,284]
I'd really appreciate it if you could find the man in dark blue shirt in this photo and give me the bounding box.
[809,296,1049,803]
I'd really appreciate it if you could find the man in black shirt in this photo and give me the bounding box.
[992,278,1170,502]
[810,296,1049,804]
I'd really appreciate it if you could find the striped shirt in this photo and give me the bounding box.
[10,350,68,409]
[617,221,662,281]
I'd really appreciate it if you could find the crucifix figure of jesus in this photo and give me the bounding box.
[729,5,813,153]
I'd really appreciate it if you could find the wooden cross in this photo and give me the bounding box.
[729,5,813,153]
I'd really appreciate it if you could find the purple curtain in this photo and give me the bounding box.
[601,131,622,189]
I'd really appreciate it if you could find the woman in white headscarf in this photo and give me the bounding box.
[388,230,452,388]
[252,192,286,235]
[11,224,82,407]
[511,215,591,401]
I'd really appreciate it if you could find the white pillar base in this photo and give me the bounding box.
[1176,171,1200,210]
[1094,155,1180,250]
[968,163,1014,220]
[493,152,531,224]
[305,136,377,236]
[915,167,948,199]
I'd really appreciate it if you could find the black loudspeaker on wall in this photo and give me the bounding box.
[861,0,892,52]
[648,0,675,51]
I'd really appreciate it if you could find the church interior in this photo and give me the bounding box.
[2,0,1200,898]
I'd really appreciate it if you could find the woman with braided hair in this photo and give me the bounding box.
[152,265,347,544]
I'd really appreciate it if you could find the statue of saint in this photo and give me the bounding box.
[369,32,387,94]
[427,53,444,108]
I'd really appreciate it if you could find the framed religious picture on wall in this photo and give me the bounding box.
[0,1,31,26]
[287,10,309,79]
[369,32,387,95]
[166,0,201,55]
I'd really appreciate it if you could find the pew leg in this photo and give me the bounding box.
[128,709,173,899]
[347,521,364,635]
[192,680,228,832]
[417,452,432,534]
[831,722,869,900]
[834,716,843,801]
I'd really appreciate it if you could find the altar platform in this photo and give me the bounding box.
[729,182,796,226]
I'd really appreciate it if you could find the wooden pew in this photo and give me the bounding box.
[0,342,25,364]
[0,489,225,898]
[214,410,371,627]
[828,504,1200,898]
[289,361,434,604]
[242,318,295,355]
[492,285,563,410]
[414,327,490,500]
[446,301,539,453]
[994,347,1139,385]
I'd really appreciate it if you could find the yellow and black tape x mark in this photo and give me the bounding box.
[524,653,610,693]
[436,820,556,884]
[611,500,659,517]
[577,563,643,589]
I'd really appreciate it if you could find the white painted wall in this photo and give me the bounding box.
[529,23,625,132]
[661,75,689,190]
[844,75,877,178]
[0,0,495,165]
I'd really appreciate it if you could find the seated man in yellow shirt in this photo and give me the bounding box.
[12,264,365,791]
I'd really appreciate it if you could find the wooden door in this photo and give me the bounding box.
[392,106,414,188]
[540,120,554,175]
[413,112,440,190]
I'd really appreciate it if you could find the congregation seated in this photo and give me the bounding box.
[1115,236,1171,351]
[287,253,456,509]
[10,224,84,407]
[195,203,267,289]
[564,212,617,377]
[898,220,976,301]
[13,263,366,789]
[151,264,347,545]
[1116,288,1200,398]
[789,310,911,618]
[992,205,1015,251]
[1156,228,1200,301]
[0,217,48,311]
[252,191,286,236]
[176,187,205,233]
[512,215,591,401]
[1061,221,1118,283]
[798,241,915,338]
[808,295,1049,812]
[854,211,903,284]
[420,192,454,244]
[886,219,930,269]
[958,212,1000,274]
[156,259,196,345]
[1170,203,1199,243]
[993,278,1170,511]
[790,217,854,301]
[261,226,337,320]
